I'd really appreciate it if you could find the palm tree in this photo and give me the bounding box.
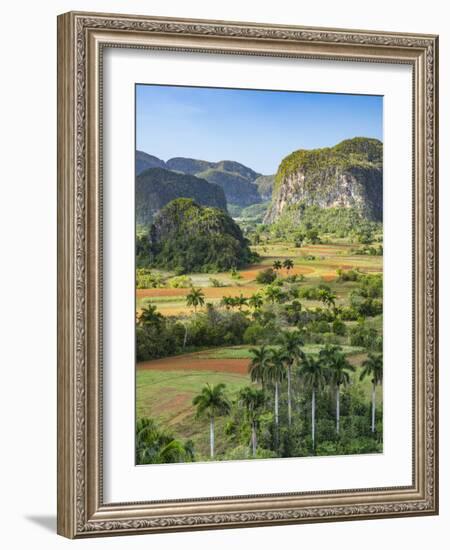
[236,293,248,311]
[283,258,294,274]
[221,296,234,310]
[138,303,164,328]
[248,293,264,311]
[273,260,282,271]
[279,331,305,426]
[360,353,383,433]
[319,345,355,433]
[285,300,303,324]
[181,320,189,348]
[192,383,231,458]
[265,285,282,304]
[318,288,337,310]
[239,387,265,457]
[136,417,194,464]
[289,286,300,300]
[185,287,205,312]
[267,349,287,435]
[248,345,271,390]
[298,355,328,449]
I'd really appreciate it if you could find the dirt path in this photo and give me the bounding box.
[348,353,368,367]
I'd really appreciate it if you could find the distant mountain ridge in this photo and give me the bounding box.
[136,167,227,226]
[135,151,166,173]
[136,139,382,227]
[136,151,274,207]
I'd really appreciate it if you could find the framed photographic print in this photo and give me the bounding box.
[57,11,439,538]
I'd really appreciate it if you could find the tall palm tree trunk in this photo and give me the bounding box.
[251,421,257,457]
[274,381,280,446]
[336,386,340,433]
[371,382,376,433]
[274,382,279,428]
[311,388,316,449]
[209,416,215,458]
[287,365,292,427]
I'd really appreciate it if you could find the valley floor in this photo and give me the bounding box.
[136,238,383,461]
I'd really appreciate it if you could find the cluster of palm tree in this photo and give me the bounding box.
[248,332,306,445]
[220,294,249,311]
[246,338,382,451]
[273,258,294,275]
[192,383,269,459]
[183,258,301,316]
[187,288,266,314]
[139,333,383,462]
[191,342,383,460]
[220,292,267,312]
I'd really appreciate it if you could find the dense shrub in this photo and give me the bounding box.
[336,268,359,282]
[255,268,277,284]
[136,306,251,362]
[349,322,382,351]
[168,275,193,288]
[332,318,347,335]
[135,268,165,289]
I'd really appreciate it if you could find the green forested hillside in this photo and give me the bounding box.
[136,167,227,226]
[142,198,257,272]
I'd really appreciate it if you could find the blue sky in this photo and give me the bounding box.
[136,84,383,175]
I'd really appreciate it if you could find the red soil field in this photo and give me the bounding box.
[137,286,259,299]
[321,274,337,282]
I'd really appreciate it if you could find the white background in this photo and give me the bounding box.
[103,49,412,502]
[0,0,447,548]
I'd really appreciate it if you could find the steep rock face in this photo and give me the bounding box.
[254,174,275,201]
[136,167,227,226]
[265,138,383,223]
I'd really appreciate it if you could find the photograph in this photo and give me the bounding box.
[134,84,384,465]
[55,9,438,538]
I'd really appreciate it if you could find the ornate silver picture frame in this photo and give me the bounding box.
[57,11,438,538]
